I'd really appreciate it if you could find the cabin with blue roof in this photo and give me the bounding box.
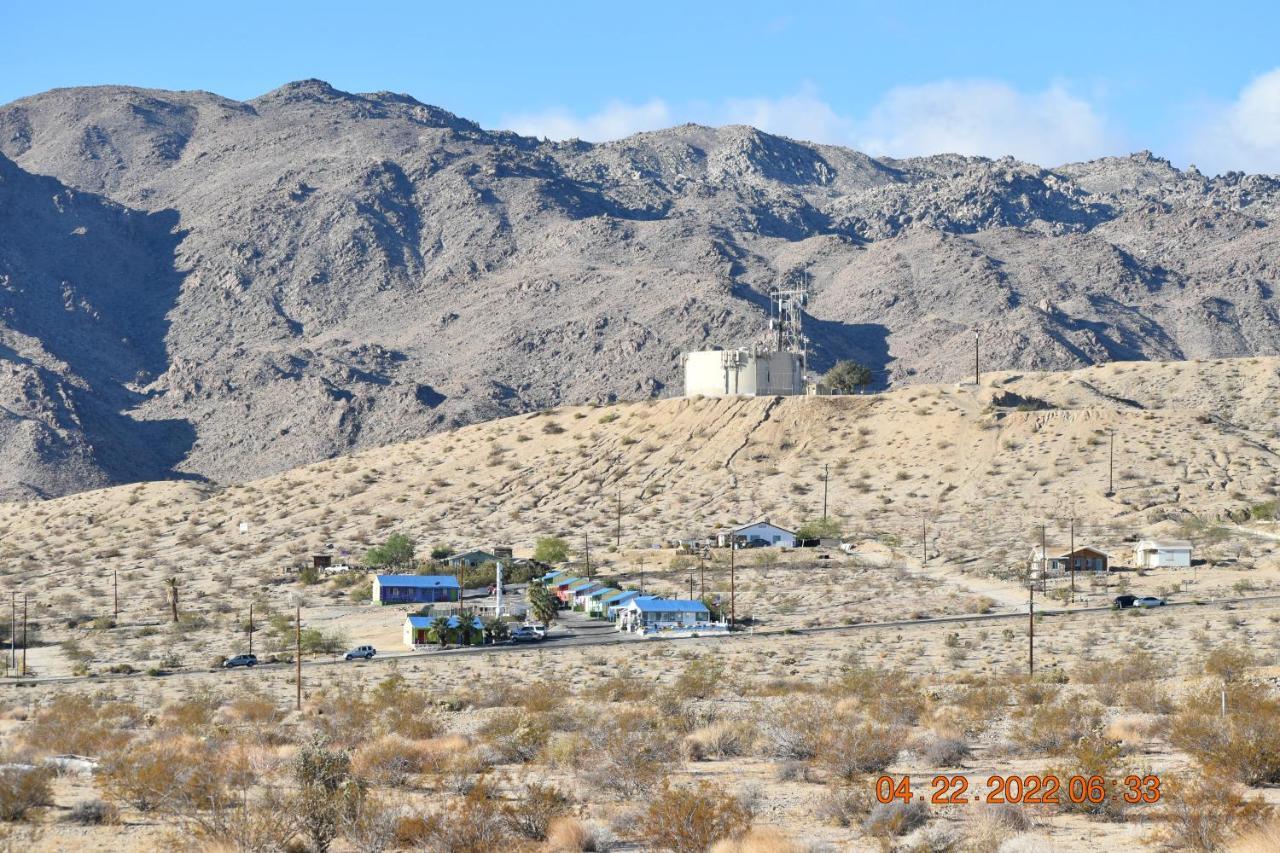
[404,613,485,648]
[372,574,460,605]
[617,597,716,635]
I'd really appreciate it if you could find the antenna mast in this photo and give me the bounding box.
[768,273,810,374]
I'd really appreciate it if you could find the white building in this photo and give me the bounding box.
[717,519,798,548]
[617,598,719,635]
[1134,539,1193,569]
[684,349,804,397]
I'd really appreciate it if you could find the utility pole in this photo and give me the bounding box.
[729,543,736,629]
[688,571,694,601]
[1069,514,1076,599]
[584,534,591,581]
[295,606,302,712]
[247,602,255,656]
[113,569,118,621]
[638,558,645,594]
[9,592,14,674]
[699,552,705,600]
[1107,430,1115,496]
[616,492,622,549]
[921,516,927,565]
[1031,525,1043,677]
[21,593,27,677]
[822,464,830,524]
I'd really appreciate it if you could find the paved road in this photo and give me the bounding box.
[9,593,1280,688]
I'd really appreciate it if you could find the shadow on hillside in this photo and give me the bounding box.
[0,162,197,483]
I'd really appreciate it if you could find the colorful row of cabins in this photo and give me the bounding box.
[540,569,726,636]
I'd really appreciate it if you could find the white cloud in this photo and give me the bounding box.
[853,80,1115,165]
[499,80,1118,166]
[502,98,671,142]
[722,85,856,146]
[1186,68,1280,175]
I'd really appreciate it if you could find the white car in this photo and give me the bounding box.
[1134,596,1166,608]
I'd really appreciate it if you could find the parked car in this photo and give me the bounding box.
[223,654,258,669]
[1112,595,1138,609]
[1135,596,1166,608]
[344,645,376,661]
[511,626,543,643]
[525,623,547,638]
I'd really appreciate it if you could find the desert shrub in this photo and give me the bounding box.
[21,695,139,756]
[674,656,725,700]
[586,669,656,703]
[829,666,929,726]
[1230,816,1280,852]
[1047,732,1130,820]
[816,721,906,780]
[512,680,564,714]
[480,709,551,764]
[99,738,198,811]
[816,785,874,827]
[580,720,678,797]
[1169,682,1280,785]
[863,799,930,838]
[1204,645,1258,683]
[64,799,117,825]
[0,765,51,821]
[503,781,572,840]
[962,803,1032,853]
[761,699,827,760]
[353,735,435,787]
[340,791,400,853]
[1155,773,1271,851]
[1012,692,1103,754]
[293,736,359,853]
[533,536,570,563]
[427,781,513,852]
[641,781,752,853]
[917,733,971,767]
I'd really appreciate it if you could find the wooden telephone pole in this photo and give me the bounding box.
[21,593,28,677]
[113,570,118,621]
[1069,515,1076,597]
[615,492,622,549]
[699,553,705,600]
[584,534,591,580]
[247,603,255,656]
[1031,525,1043,677]
[1107,430,1115,496]
[729,544,736,629]
[295,606,302,712]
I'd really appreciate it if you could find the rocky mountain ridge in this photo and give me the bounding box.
[1,79,1278,499]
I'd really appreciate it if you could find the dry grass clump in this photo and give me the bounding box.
[310,672,443,745]
[1229,816,1280,852]
[682,720,756,761]
[761,696,904,778]
[352,734,470,786]
[480,708,552,764]
[1012,691,1103,754]
[962,803,1033,853]
[1046,733,1131,821]
[577,707,679,798]
[708,826,805,853]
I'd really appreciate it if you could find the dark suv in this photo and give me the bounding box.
[1112,595,1137,609]
[223,653,258,668]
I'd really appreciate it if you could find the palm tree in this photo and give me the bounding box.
[164,577,180,623]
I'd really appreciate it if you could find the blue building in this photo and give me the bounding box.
[372,574,460,605]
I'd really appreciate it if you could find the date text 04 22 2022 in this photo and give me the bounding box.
[875,774,1162,806]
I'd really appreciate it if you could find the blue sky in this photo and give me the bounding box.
[5,1,1280,172]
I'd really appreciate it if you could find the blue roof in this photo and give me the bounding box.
[603,590,641,604]
[376,574,460,589]
[589,587,617,598]
[406,614,483,629]
[542,569,567,581]
[630,598,710,613]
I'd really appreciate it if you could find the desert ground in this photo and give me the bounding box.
[1,357,1280,851]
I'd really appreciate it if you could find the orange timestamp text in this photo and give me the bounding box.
[875,773,1162,805]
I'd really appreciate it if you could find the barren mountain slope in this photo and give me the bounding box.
[2,81,1280,498]
[1,357,1276,623]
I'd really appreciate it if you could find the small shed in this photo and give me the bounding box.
[1134,539,1192,569]
[717,519,797,548]
[373,574,461,605]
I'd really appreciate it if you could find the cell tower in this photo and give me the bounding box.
[768,272,810,373]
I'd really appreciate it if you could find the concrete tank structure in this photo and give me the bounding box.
[683,348,804,397]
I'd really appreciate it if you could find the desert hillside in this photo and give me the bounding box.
[1,356,1277,624]
[3,81,1280,498]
